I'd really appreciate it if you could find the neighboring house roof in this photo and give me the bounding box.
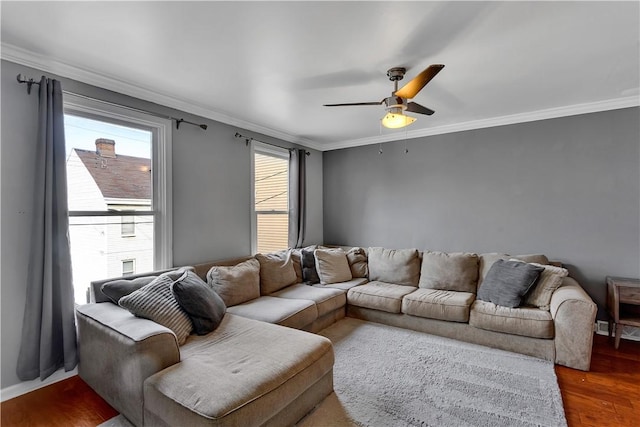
[74,148,151,200]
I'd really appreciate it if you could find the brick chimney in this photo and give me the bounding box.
[95,138,116,158]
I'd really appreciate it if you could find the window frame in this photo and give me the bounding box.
[250,141,290,254]
[63,93,173,272]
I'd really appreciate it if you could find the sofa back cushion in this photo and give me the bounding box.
[367,247,420,286]
[478,253,549,287]
[101,275,158,304]
[290,248,304,283]
[314,248,353,284]
[256,251,298,294]
[419,251,479,293]
[206,258,261,306]
[346,247,368,278]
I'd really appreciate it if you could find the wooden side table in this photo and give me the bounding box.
[606,276,640,349]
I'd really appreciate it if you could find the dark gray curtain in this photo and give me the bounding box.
[288,149,306,248]
[17,77,78,381]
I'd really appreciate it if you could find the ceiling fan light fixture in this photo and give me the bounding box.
[381,108,416,129]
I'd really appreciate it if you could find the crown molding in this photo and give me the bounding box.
[1,43,324,151]
[4,43,637,153]
[321,96,640,151]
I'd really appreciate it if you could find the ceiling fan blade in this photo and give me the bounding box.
[406,102,435,116]
[323,100,384,107]
[394,64,445,99]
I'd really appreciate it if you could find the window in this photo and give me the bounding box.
[121,217,136,236]
[122,259,135,276]
[252,143,289,254]
[64,94,172,304]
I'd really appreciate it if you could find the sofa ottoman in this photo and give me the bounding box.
[143,314,334,427]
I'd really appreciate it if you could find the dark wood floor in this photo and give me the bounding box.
[555,334,640,427]
[1,373,117,427]
[2,334,638,427]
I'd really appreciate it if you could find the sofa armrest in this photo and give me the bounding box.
[76,303,181,426]
[550,277,597,371]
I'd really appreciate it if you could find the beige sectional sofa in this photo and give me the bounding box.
[76,245,597,427]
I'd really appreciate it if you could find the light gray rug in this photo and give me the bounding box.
[299,318,567,427]
[98,414,133,427]
[100,318,567,427]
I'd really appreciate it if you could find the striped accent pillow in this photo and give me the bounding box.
[119,273,193,345]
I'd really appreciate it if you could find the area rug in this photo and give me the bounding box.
[298,317,567,427]
[100,317,567,427]
[98,414,133,427]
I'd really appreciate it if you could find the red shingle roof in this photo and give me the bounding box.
[74,149,151,200]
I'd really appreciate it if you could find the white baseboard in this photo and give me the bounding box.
[594,320,640,341]
[0,368,78,402]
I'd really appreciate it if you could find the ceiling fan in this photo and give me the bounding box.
[324,64,444,129]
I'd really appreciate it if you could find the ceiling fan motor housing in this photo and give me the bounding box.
[384,96,407,111]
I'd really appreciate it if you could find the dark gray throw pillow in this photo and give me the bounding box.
[101,276,157,304]
[171,270,226,335]
[301,249,320,284]
[477,260,544,308]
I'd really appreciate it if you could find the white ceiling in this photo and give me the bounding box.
[2,1,638,151]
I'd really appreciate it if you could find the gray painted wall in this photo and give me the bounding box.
[0,59,323,389]
[324,108,640,318]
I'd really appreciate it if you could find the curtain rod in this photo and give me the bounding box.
[16,74,208,131]
[234,132,310,156]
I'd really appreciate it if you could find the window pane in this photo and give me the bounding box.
[254,153,288,211]
[69,215,154,303]
[65,115,152,212]
[256,213,289,253]
[65,114,154,303]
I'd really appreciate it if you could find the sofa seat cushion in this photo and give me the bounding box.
[402,289,476,323]
[147,314,334,427]
[226,296,318,329]
[347,281,417,313]
[271,284,346,317]
[314,277,368,291]
[469,300,554,339]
